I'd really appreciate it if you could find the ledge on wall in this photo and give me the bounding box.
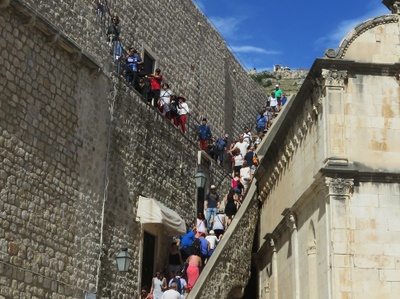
[8,0,101,71]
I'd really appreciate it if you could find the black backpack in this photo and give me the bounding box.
[172,277,183,294]
[169,97,178,116]
[191,238,201,255]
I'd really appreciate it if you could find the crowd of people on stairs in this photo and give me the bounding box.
[104,12,289,298]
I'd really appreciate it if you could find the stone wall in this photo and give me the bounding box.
[254,11,400,299]
[0,0,266,298]
[17,0,266,137]
[329,181,400,298]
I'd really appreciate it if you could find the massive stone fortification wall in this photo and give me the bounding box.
[17,0,266,136]
[0,0,266,298]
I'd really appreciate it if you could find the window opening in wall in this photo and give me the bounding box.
[141,231,156,289]
[143,51,155,75]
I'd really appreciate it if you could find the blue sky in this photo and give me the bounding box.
[193,0,389,72]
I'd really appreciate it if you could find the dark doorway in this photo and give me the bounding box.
[141,231,156,289]
[196,187,205,215]
[143,51,155,75]
[243,218,260,298]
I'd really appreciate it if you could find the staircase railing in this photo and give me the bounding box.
[187,180,259,298]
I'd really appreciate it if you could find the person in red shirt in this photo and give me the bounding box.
[147,68,163,107]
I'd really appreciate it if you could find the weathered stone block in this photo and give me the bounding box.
[354,255,395,269]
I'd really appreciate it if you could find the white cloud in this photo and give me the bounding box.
[209,16,243,39]
[230,45,280,55]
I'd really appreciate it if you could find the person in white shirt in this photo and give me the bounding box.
[161,284,181,299]
[174,96,189,134]
[268,91,278,111]
[166,276,186,299]
[159,83,172,118]
[242,127,252,146]
[232,135,248,157]
[205,230,219,260]
[212,211,225,239]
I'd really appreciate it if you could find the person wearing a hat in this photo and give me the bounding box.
[205,230,219,262]
[147,68,163,107]
[274,84,283,110]
[198,118,212,152]
[215,134,228,166]
[205,185,220,231]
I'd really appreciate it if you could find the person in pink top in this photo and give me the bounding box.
[185,243,202,290]
[231,172,242,195]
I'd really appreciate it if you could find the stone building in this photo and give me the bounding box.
[252,2,400,298]
[3,0,399,298]
[0,0,266,298]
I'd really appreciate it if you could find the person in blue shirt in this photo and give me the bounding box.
[125,47,142,88]
[256,111,268,135]
[177,224,196,261]
[198,118,212,152]
[282,93,287,106]
[198,233,210,264]
[215,134,228,166]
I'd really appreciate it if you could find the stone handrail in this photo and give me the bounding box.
[187,97,294,298]
[187,180,259,299]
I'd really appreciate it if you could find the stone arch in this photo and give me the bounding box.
[324,14,398,59]
[307,220,318,299]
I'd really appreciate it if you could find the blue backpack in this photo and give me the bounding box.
[172,277,183,294]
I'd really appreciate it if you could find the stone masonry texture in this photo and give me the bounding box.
[0,0,267,298]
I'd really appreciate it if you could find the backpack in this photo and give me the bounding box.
[191,238,201,255]
[169,96,178,116]
[169,101,178,115]
[253,153,259,166]
[216,137,226,151]
[172,277,183,294]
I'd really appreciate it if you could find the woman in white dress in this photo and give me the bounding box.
[150,270,166,299]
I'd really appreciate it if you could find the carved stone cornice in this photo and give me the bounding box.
[321,69,347,87]
[257,97,319,203]
[324,14,399,59]
[393,1,400,14]
[325,177,354,198]
[282,208,297,231]
[383,0,400,14]
[269,238,276,252]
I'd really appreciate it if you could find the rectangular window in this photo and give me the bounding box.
[143,51,155,75]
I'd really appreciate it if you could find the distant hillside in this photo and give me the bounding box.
[249,69,309,97]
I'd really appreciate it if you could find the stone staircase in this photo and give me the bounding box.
[187,95,293,298]
[187,180,259,298]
